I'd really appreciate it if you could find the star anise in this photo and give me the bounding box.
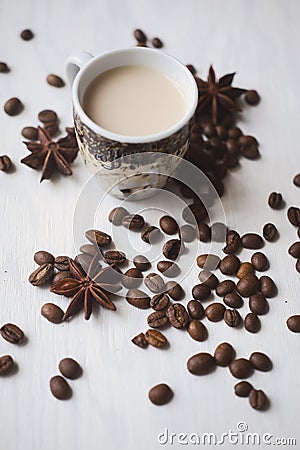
[50,256,121,320]
[21,126,79,182]
[196,65,246,125]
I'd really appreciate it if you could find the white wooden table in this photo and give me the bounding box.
[1,0,300,449]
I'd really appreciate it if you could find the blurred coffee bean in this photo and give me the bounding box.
[179,225,195,242]
[166,281,184,301]
[157,261,179,278]
[144,273,165,293]
[148,383,173,405]
[197,223,211,242]
[47,74,65,88]
[245,90,260,105]
[4,97,23,116]
[211,222,227,242]
[198,270,219,290]
[268,192,283,209]
[141,226,161,244]
[196,254,220,270]
[133,255,151,271]
[108,207,128,225]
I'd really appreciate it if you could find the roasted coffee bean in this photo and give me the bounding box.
[219,255,240,275]
[229,358,253,379]
[157,260,179,278]
[187,300,204,320]
[249,389,267,410]
[21,126,38,140]
[29,263,54,286]
[122,268,143,289]
[187,320,207,341]
[239,135,258,146]
[287,206,300,226]
[0,355,14,374]
[245,89,260,105]
[38,109,57,123]
[215,125,228,139]
[214,342,235,367]
[141,225,161,243]
[103,250,126,266]
[202,122,216,138]
[268,192,283,209]
[133,255,151,271]
[167,304,189,329]
[249,352,272,372]
[59,358,82,379]
[152,37,163,48]
[4,97,23,116]
[144,273,165,293]
[150,293,170,311]
[145,329,167,348]
[192,284,211,301]
[0,155,12,172]
[223,230,241,254]
[244,313,261,333]
[196,254,220,270]
[44,120,59,136]
[286,315,300,332]
[166,281,184,301]
[205,303,226,322]
[50,376,72,400]
[198,270,218,290]
[20,29,34,40]
[226,138,240,155]
[234,381,253,397]
[187,352,216,375]
[0,323,24,344]
[41,303,64,324]
[85,229,112,247]
[126,289,150,309]
[224,292,243,309]
[197,223,211,242]
[241,233,264,249]
[108,207,128,225]
[47,74,65,87]
[228,126,242,139]
[147,311,168,328]
[242,142,259,159]
[182,202,207,224]
[131,332,148,348]
[79,244,99,257]
[122,214,145,230]
[237,274,259,297]
[148,383,173,405]
[179,225,195,242]
[216,280,236,297]
[249,294,268,315]
[134,28,147,43]
[259,276,277,298]
[211,222,227,242]
[224,309,242,327]
[263,223,278,241]
[251,252,269,271]
[0,62,9,72]
[159,215,178,235]
[162,239,182,260]
[293,173,300,187]
[236,262,255,279]
[52,271,73,284]
[288,242,300,258]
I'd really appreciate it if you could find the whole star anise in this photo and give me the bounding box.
[50,257,121,320]
[196,65,246,125]
[21,126,79,182]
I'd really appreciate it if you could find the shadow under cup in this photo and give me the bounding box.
[71,48,198,199]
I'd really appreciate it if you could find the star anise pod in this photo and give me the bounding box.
[21,126,79,182]
[50,256,121,321]
[196,65,246,125]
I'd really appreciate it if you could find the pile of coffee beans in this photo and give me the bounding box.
[50,357,82,400]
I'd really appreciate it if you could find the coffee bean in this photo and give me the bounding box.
[219,255,240,275]
[152,37,163,48]
[122,214,145,230]
[249,352,272,372]
[215,125,228,139]
[4,97,23,116]
[263,223,278,241]
[242,142,260,159]
[74,253,94,273]
[29,263,54,286]
[288,242,300,258]
[162,239,182,260]
[133,255,151,272]
[122,268,143,289]
[157,261,179,278]
[38,109,58,123]
[59,358,82,379]
[251,252,269,271]
[211,222,227,242]
[126,289,150,309]
[239,135,258,146]
[22,126,38,140]
[237,274,259,297]
[244,313,261,333]
[245,89,260,105]
[214,342,235,367]
[166,281,184,301]
[286,315,300,332]
[224,309,242,327]
[0,62,9,72]
[205,303,226,322]
[0,155,12,172]
[229,358,253,379]
[103,250,126,266]
[159,215,178,234]
[249,389,268,410]
[197,223,211,242]
[196,254,220,270]
[47,74,65,88]
[134,29,147,43]
[41,303,64,324]
[187,320,207,341]
[241,233,264,249]
[228,126,242,139]
[144,273,165,293]
[216,280,236,297]
[108,207,128,225]
[33,250,54,266]
[0,323,24,344]
[150,293,170,311]
[223,292,243,309]
[44,120,59,136]
[223,230,241,254]
[287,206,300,226]
[0,355,14,374]
[79,244,99,257]
[147,311,168,328]
[50,376,72,400]
[141,225,161,243]
[236,262,255,279]
[234,381,253,397]
[187,300,204,320]
[293,173,300,187]
[145,329,168,348]
[131,332,148,348]
[249,294,268,315]
[85,229,112,247]
[148,383,173,405]
[192,284,211,301]
[259,276,277,298]
[179,225,195,242]
[52,270,73,284]
[187,352,216,375]
[182,202,207,224]
[167,304,189,329]
[202,122,216,138]
[20,29,34,40]
[268,192,283,209]
[198,270,219,290]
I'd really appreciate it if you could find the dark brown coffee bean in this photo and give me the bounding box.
[20,29,34,40]
[59,358,82,379]
[236,262,255,279]
[52,271,73,284]
[198,270,218,290]
[241,233,264,249]
[0,323,24,344]
[242,142,260,159]
[214,342,235,367]
[205,303,226,322]
[167,304,189,329]
[288,242,300,258]
[228,126,242,139]
[224,309,242,327]
[162,239,182,260]
[38,109,57,123]
[183,202,207,224]
[244,313,261,333]
[103,250,126,266]
[179,225,195,242]
[220,255,240,275]
[293,173,300,187]
[148,383,173,405]
[259,276,277,298]
[245,89,260,105]
[249,389,267,410]
[50,376,72,400]
[131,332,148,348]
[85,229,111,247]
[287,206,300,226]
[29,263,54,286]
[41,303,64,324]
[251,252,269,271]
[144,273,165,293]
[263,223,278,241]
[157,261,179,278]
[0,355,14,374]
[145,329,167,348]
[187,352,216,375]
[237,274,259,297]
[151,37,163,48]
[226,138,240,155]
[216,280,236,297]
[239,135,258,147]
[4,97,23,116]
[268,192,283,209]
[249,294,268,315]
[196,254,220,270]
[74,253,94,273]
[108,207,128,225]
[234,381,253,397]
[159,215,178,234]
[197,223,211,242]
[33,250,54,266]
[287,315,300,332]
[0,155,12,172]
[249,352,272,372]
[141,225,161,243]
[134,29,147,43]
[122,268,143,289]
[166,281,184,301]
[150,293,170,311]
[192,284,211,301]
[224,292,243,309]
[187,320,207,341]
[211,222,227,242]
[47,74,65,87]
[44,120,59,136]
[187,300,204,320]
[147,311,168,328]
[0,62,9,72]
[79,244,99,257]
[223,230,241,254]
[53,256,69,272]
[21,126,38,140]
[229,358,253,379]
[202,122,216,138]
[122,214,145,230]
[126,289,150,309]
[133,255,151,272]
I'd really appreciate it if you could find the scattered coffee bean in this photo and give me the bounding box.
[166,281,184,301]
[52,270,73,284]
[196,254,220,270]
[187,320,207,341]
[214,342,235,367]
[287,207,300,226]
[237,274,259,297]
[151,37,163,48]
[228,126,242,139]
[197,223,211,242]
[205,303,226,322]
[234,381,253,397]
[44,120,59,136]
[0,323,24,344]
[132,332,148,348]
[220,255,240,275]
[223,230,241,254]
[211,222,227,242]
[202,122,216,138]
[187,352,216,375]
[229,358,253,379]
[38,109,58,123]
[59,358,82,379]
[249,389,267,410]
[251,252,269,271]
[34,250,54,265]
[224,309,242,327]
[141,225,161,243]
[150,293,170,311]
[22,126,38,140]
[145,329,168,348]
[134,29,147,43]
[0,155,12,172]
[4,97,23,116]
[50,375,72,400]
[167,304,189,329]
[249,294,268,315]
[198,270,219,290]
[144,273,165,293]
[159,215,178,234]
[226,138,240,155]
[157,260,179,278]
[286,315,300,332]
[0,62,9,72]
[242,142,260,159]
[288,242,300,258]
[223,292,243,309]
[20,29,34,40]
[236,262,255,279]
[41,303,64,324]
[182,202,207,224]
[293,173,300,187]
[263,223,278,241]
[179,225,195,242]
[162,239,182,260]
[148,383,173,405]
[133,255,151,271]
[245,89,260,105]
[268,192,283,209]
[241,233,264,249]
[85,229,112,247]
[0,355,14,374]
[108,207,128,225]
[259,276,277,298]
[244,312,261,333]
[74,253,94,273]
[187,300,204,320]
[147,311,168,328]
[122,268,143,289]
[103,250,126,266]
[192,283,211,301]
[47,74,65,88]
[29,263,54,286]
[54,256,70,271]
[249,352,272,372]
[79,244,99,257]
[122,214,145,230]
[126,289,150,309]
[216,280,236,297]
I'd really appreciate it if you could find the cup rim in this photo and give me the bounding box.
[72,47,198,144]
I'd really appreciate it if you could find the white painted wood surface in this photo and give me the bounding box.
[1,0,300,449]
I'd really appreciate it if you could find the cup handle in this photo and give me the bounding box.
[65,51,93,86]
